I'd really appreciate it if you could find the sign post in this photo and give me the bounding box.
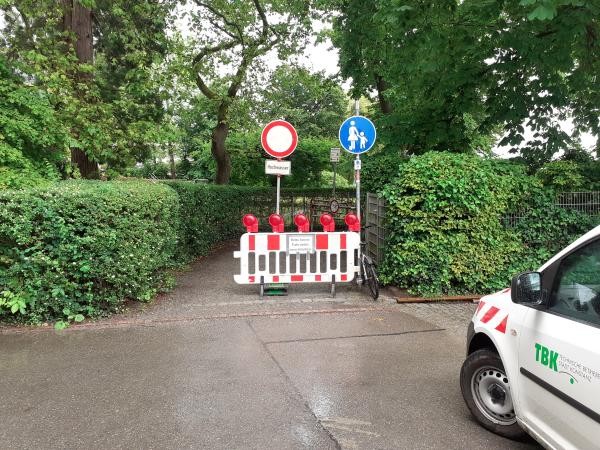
[261,120,298,215]
[338,103,376,225]
[330,147,340,196]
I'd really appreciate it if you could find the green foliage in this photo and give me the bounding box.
[0,181,180,325]
[174,132,350,188]
[330,0,599,165]
[360,150,407,194]
[92,0,176,168]
[0,0,176,178]
[163,182,272,260]
[189,0,314,183]
[537,160,587,191]
[534,154,600,192]
[379,152,543,295]
[511,188,600,256]
[257,65,348,137]
[320,170,351,188]
[0,56,68,188]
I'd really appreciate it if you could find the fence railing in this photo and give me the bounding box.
[364,191,600,265]
[365,193,388,265]
[243,188,361,231]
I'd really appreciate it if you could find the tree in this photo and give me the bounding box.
[329,0,599,162]
[60,0,98,178]
[257,65,348,137]
[329,0,393,115]
[0,0,177,180]
[188,0,310,184]
[93,0,176,168]
[0,55,68,189]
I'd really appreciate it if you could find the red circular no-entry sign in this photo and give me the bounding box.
[261,120,298,159]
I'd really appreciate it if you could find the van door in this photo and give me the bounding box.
[517,239,600,449]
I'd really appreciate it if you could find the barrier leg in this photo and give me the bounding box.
[331,274,336,298]
[260,276,265,298]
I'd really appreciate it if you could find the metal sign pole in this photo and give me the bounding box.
[276,174,281,215]
[355,155,360,222]
[354,99,361,223]
[332,161,337,196]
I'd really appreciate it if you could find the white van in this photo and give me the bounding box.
[460,225,600,449]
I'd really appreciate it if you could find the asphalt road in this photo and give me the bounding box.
[0,243,540,449]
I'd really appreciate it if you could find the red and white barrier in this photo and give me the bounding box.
[233,231,360,285]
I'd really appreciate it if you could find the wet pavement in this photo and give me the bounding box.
[0,243,540,449]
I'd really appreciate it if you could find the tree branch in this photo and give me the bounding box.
[193,40,239,100]
[227,54,250,98]
[192,39,238,66]
[210,19,237,40]
[197,1,245,44]
[195,72,217,100]
[251,0,270,39]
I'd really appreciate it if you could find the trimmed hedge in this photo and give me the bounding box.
[164,182,271,261]
[0,181,347,325]
[0,181,180,325]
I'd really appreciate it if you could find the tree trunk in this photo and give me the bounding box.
[212,122,232,184]
[168,146,176,179]
[375,75,393,115]
[62,0,98,178]
[211,100,232,184]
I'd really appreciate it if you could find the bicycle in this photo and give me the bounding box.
[357,225,379,300]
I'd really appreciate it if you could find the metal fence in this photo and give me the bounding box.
[503,191,600,227]
[244,188,361,231]
[364,191,600,265]
[365,193,388,264]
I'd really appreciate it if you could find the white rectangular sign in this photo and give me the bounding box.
[287,234,315,254]
[354,158,362,170]
[265,160,291,176]
[330,148,341,162]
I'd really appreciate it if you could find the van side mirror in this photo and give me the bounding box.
[511,272,545,305]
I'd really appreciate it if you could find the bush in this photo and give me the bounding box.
[510,189,600,258]
[536,160,586,192]
[379,152,542,296]
[0,181,180,324]
[361,150,407,194]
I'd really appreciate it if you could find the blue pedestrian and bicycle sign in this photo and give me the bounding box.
[338,116,376,154]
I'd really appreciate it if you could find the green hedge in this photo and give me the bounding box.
[0,181,347,326]
[0,181,180,325]
[379,152,599,296]
[163,182,272,261]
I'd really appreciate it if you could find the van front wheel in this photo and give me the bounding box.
[460,349,526,440]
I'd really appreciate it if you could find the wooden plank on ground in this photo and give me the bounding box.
[395,295,482,303]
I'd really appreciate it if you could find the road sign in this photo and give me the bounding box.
[261,120,298,159]
[265,159,291,176]
[353,159,362,170]
[330,148,341,162]
[338,116,376,154]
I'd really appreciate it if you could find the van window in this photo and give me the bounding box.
[549,239,600,327]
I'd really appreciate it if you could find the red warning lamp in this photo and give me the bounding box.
[242,214,258,233]
[344,213,360,232]
[320,213,335,232]
[294,213,310,232]
[268,213,284,233]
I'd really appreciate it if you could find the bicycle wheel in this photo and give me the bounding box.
[359,256,366,286]
[364,260,379,300]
